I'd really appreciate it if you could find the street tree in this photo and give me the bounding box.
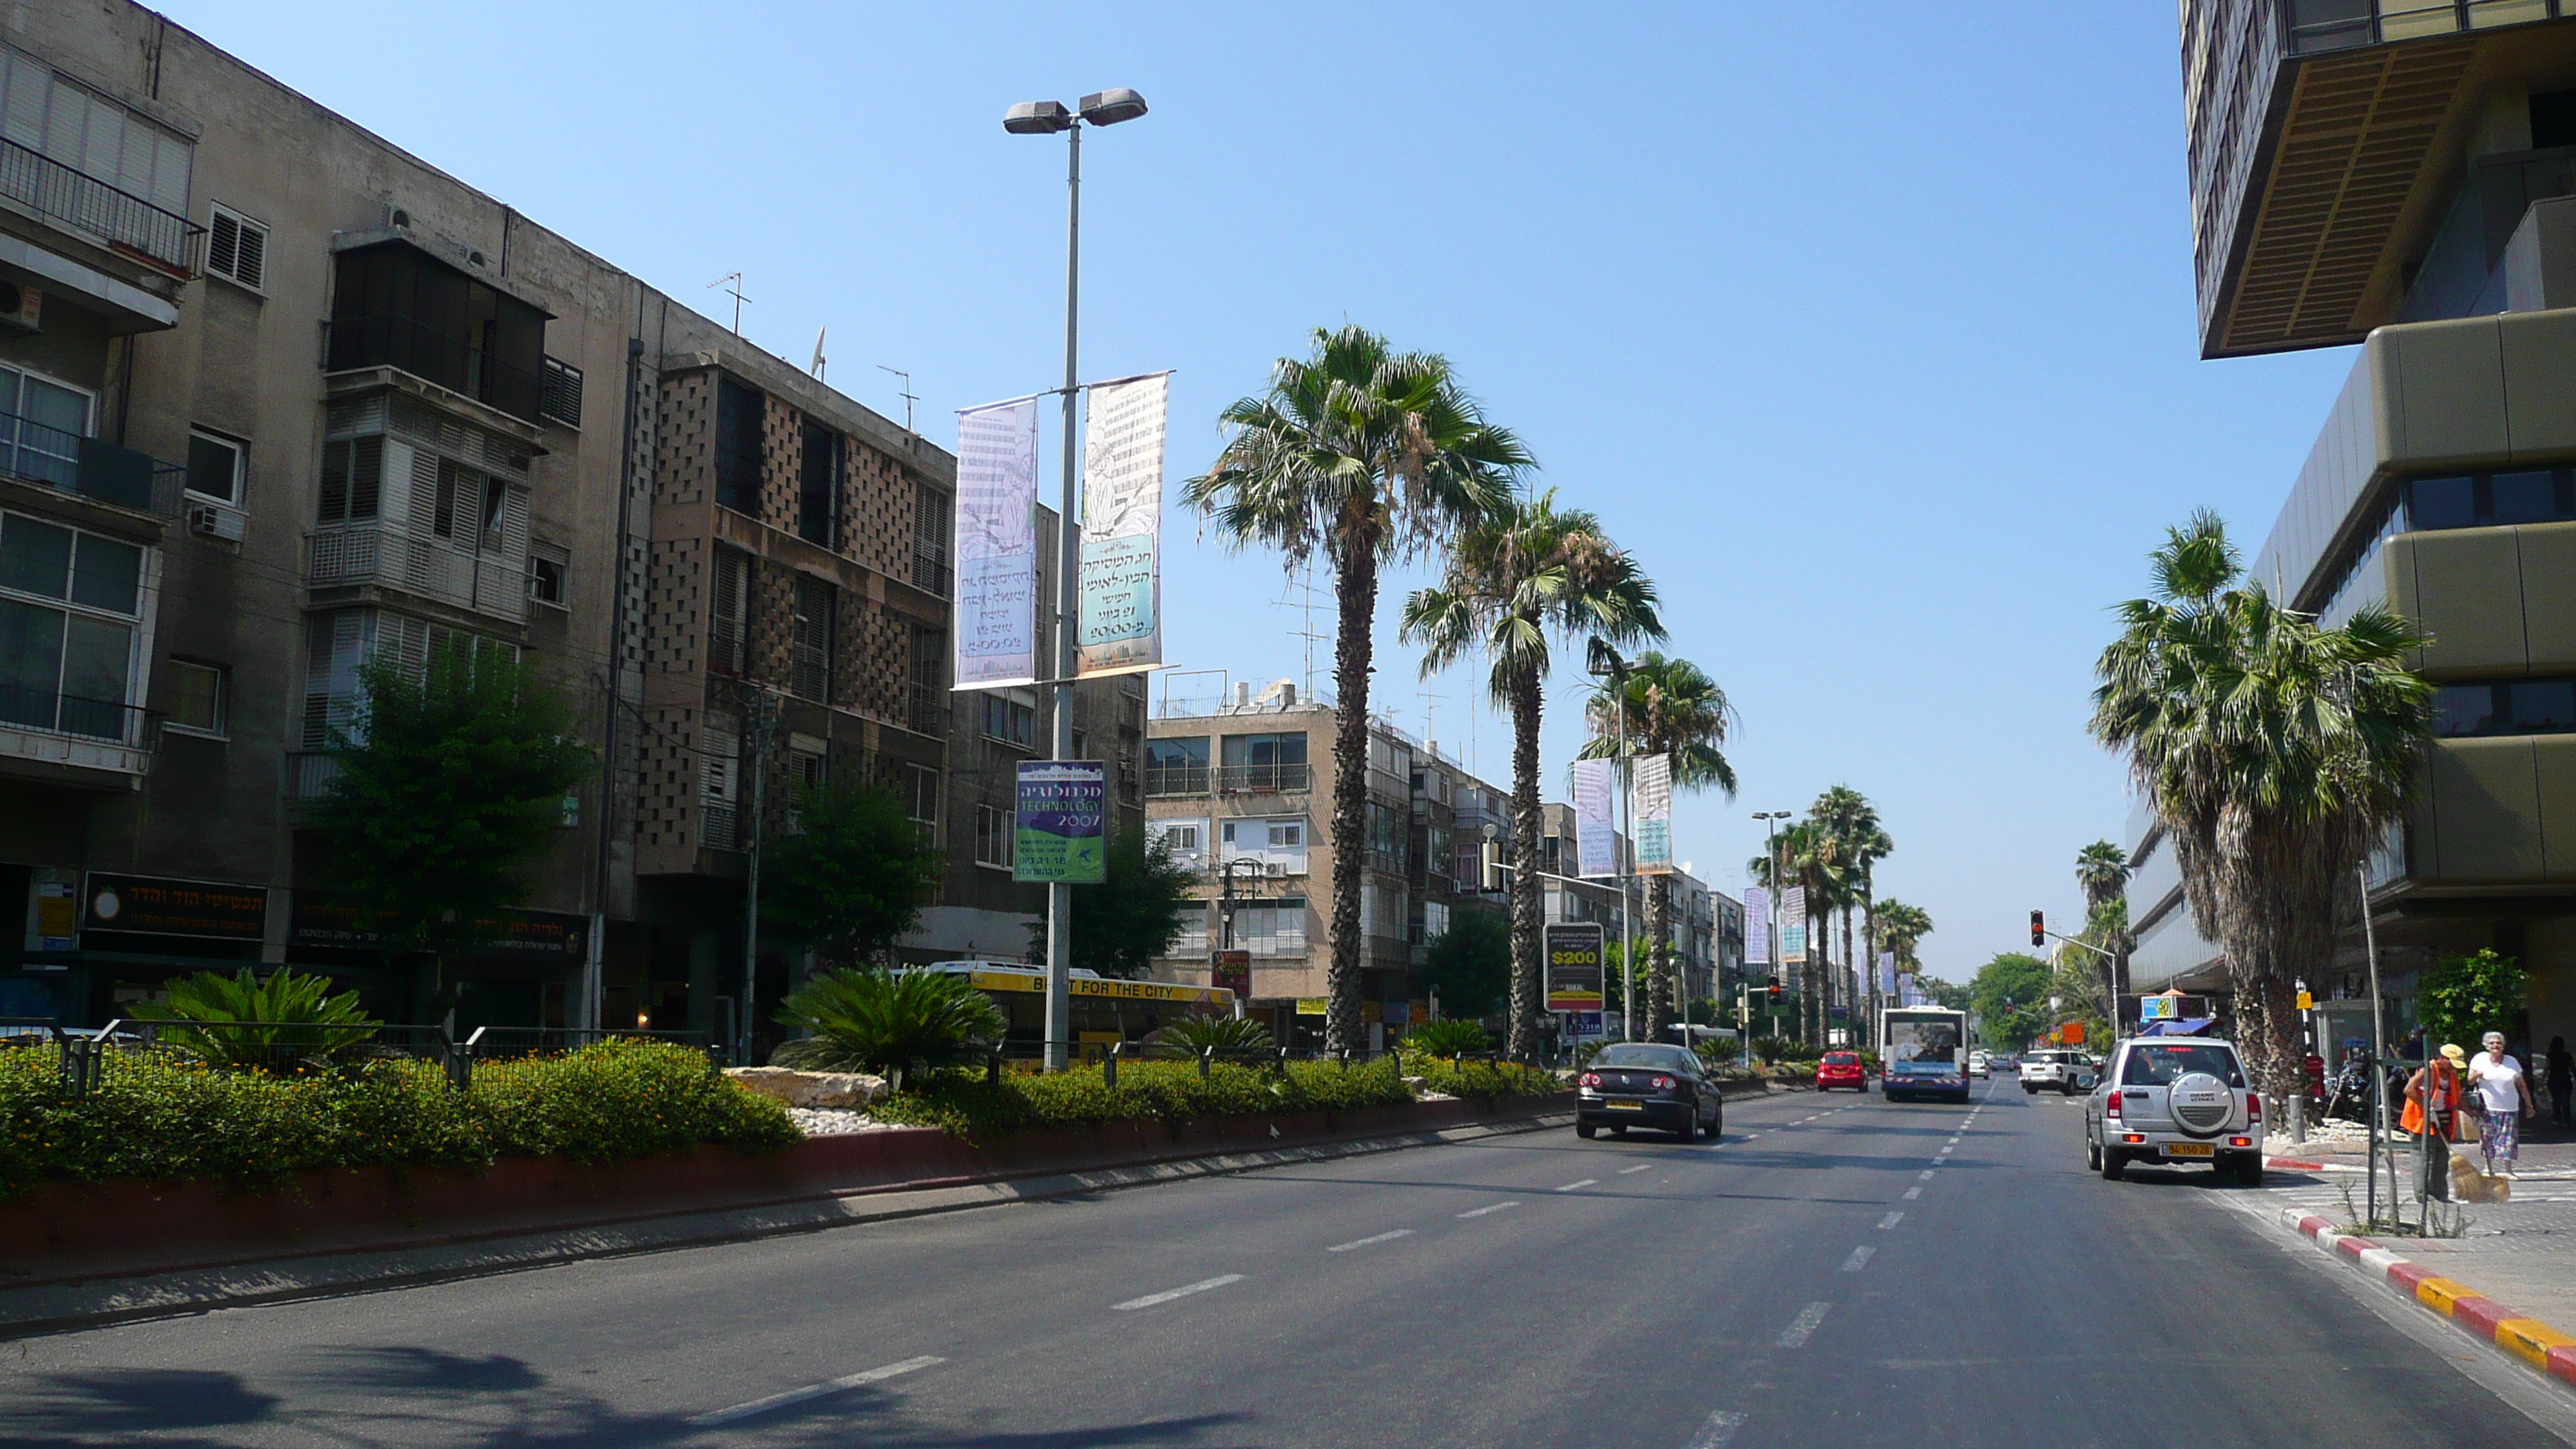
[1968,951,2052,1050]
[1579,652,1735,1043]
[2091,512,2431,1101]
[1420,906,1511,1021]
[1186,325,1528,1051]
[310,642,591,1010]
[1872,898,1934,989]
[2074,838,2134,1026]
[1024,827,1198,979]
[1809,786,1891,1047]
[1749,820,1838,1045]
[763,779,944,966]
[1404,490,1662,1059]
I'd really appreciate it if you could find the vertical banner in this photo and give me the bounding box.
[1879,951,1897,995]
[1571,759,1617,878]
[1013,761,1106,883]
[1743,886,1771,966]
[953,399,1040,688]
[1543,923,1606,1012]
[1781,885,1808,962]
[1077,372,1170,676]
[1631,752,1673,875]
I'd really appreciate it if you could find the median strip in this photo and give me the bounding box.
[688,1355,944,1426]
[2277,1210,2576,1392]
[1112,1274,1244,1311]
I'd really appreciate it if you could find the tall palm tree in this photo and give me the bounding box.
[1872,898,1934,995]
[1749,820,1836,1045]
[1403,492,1662,1060]
[2090,511,2431,1102]
[1187,326,1529,1052]
[2074,839,2134,1032]
[1581,652,1736,1042]
[1808,786,1891,1048]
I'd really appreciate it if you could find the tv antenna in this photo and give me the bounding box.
[1270,561,1327,702]
[708,272,750,336]
[877,365,918,433]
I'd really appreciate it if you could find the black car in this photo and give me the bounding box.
[1576,1043,1724,1142]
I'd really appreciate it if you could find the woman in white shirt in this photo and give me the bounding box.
[2467,1031,2537,1177]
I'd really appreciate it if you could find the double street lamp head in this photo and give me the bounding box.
[1002,89,1149,135]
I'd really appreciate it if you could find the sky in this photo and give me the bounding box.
[162,1,2360,985]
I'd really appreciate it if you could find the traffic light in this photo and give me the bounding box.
[2030,909,2046,947]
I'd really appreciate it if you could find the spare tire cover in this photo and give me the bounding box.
[2169,1071,2232,1136]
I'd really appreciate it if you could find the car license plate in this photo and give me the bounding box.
[2163,1143,2215,1159]
[1606,1101,1643,1111]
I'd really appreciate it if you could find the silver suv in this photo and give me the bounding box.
[2082,1037,2265,1184]
[2018,1049,2097,1094]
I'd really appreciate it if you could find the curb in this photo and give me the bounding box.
[2277,1208,2576,1392]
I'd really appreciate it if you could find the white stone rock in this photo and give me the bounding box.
[724,1067,889,1108]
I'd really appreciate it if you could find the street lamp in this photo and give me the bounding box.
[1752,810,1790,1044]
[1005,87,1148,1072]
[1588,643,1636,1040]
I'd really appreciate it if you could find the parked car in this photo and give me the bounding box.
[1577,1042,1725,1142]
[1816,1050,1866,1091]
[2083,1037,2265,1184]
[2019,1050,2097,1095]
[1968,1050,1992,1079]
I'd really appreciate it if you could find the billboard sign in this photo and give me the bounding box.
[1544,922,1607,1013]
[1013,760,1107,883]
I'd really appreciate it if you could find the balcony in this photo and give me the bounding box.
[0,689,154,779]
[1,411,183,516]
[1146,762,1211,796]
[1216,762,1309,795]
[903,680,948,738]
[0,136,202,276]
[327,315,544,427]
[307,522,528,622]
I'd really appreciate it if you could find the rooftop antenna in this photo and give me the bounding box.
[709,272,750,336]
[1418,681,1447,753]
[1269,560,1327,702]
[877,365,919,433]
[809,327,827,381]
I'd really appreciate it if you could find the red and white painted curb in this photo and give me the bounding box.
[2281,1209,2576,1390]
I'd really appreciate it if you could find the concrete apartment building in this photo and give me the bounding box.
[2131,1,2576,1055]
[0,5,1139,1043]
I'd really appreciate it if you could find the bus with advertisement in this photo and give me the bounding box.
[1880,1005,1972,1103]
[917,961,1238,1063]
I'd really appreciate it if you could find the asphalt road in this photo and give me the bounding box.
[8,1078,2572,1448]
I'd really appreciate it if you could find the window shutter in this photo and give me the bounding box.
[207,210,237,280]
[205,204,267,290]
[231,220,265,290]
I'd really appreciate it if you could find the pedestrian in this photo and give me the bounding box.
[2466,1032,2537,1176]
[2550,1036,2574,1129]
[2403,1043,2465,1201]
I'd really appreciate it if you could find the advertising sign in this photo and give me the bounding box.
[84,873,267,941]
[1632,752,1672,875]
[1214,949,1251,999]
[26,866,76,952]
[1743,886,1770,966]
[1782,885,1808,963]
[953,398,1041,688]
[1295,998,1328,1016]
[2139,993,2180,1023]
[1013,760,1107,883]
[1076,372,1169,677]
[1544,922,1607,1013]
[1571,758,1618,878]
[288,895,588,964]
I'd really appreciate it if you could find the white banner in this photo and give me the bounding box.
[1077,372,1170,677]
[1782,885,1807,963]
[952,398,1040,689]
[1879,951,1897,995]
[1571,759,1617,879]
[1632,752,1672,875]
[1743,886,1771,966]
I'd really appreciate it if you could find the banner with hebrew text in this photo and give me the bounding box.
[953,398,1040,689]
[1632,752,1672,875]
[1077,372,1169,676]
[1571,759,1618,879]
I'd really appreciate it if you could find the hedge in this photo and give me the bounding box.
[1404,1055,1565,1104]
[0,1040,797,1203]
[868,1056,1417,1141]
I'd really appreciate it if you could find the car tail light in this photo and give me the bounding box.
[2229,1136,2252,1146]
[1652,1075,1674,1090]
[2122,1133,2146,1143]
[2105,1094,2122,1118]
[1579,1072,1600,1088]
[2245,1094,2262,1122]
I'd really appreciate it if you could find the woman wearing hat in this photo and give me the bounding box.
[2467,1031,2537,1177]
[2403,1043,2466,1201]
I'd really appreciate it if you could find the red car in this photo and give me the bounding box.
[1816,1051,1867,1091]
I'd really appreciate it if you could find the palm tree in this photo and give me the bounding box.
[1808,787,1891,1048]
[1872,898,1934,996]
[1748,819,1834,1045]
[1580,652,1737,1042]
[2074,839,2134,1032]
[1403,492,1663,1060]
[1187,326,1530,1052]
[2090,511,2431,1103]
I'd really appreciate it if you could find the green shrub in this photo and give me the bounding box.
[0,1040,795,1202]
[769,968,1007,1082]
[868,1056,1413,1141]
[1400,1019,1492,1057]
[132,968,381,1071]
[2420,948,2528,1057]
[1409,1055,1564,1104]
[1146,1015,1275,1053]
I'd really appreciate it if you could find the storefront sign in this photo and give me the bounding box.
[1545,922,1606,1012]
[1295,998,1327,1016]
[1014,760,1107,883]
[84,873,267,940]
[288,895,587,962]
[26,867,77,952]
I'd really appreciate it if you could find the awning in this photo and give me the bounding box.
[2140,1018,2215,1037]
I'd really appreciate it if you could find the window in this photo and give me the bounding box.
[0,367,90,489]
[1268,821,1303,848]
[701,711,741,851]
[976,804,1014,868]
[327,242,547,425]
[905,763,939,830]
[786,742,827,829]
[797,420,838,546]
[715,379,764,514]
[1220,731,1307,790]
[981,694,1036,748]
[205,204,267,292]
[790,576,834,701]
[0,48,194,264]
[163,659,225,737]
[317,437,382,522]
[913,481,952,594]
[529,544,568,608]
[709,546,747,676]
[1157,823,1201,851]
[300,610,518,749]
[2436,677,2576,738]
[2406,471,2576,531]
[1146,736,1210,794]
[540,356,582,429]
[0,512,143,741]
[432,458,461,539]
[185,430,245,505]
[478,475,509,555]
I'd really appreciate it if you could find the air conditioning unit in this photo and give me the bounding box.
[1262,860,1288,878]
[188,505,246,541]
[0,282,40,335]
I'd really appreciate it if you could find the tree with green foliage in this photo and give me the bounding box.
[770,968,1008,1083]
[1968,953,2051,1049]
[310,643,591,999]
[1024,828,1197,979]
[2420,948,2528,1054]
[1186,325,1529,1053]
[2074,839,2135,1022]
[762,779,943,965]
[134,968,379,1071]
[1420,906,1511,1020]
[1808,786,1891,1046]
[1873,898,1934,1002]
[1915,976,1971,1012]
[1406,491,1663,1059]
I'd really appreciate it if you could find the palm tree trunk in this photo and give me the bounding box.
[1506,669,1545,1062]
[1643,874,1673,1041]
[1861,886,1878,1053]
[1841,904,1856,1048]
[1325,540,1379,1056]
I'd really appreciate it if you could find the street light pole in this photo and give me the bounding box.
[1753,810,1790,1046]
[1005,88,1147,1073]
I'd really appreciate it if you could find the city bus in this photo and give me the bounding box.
[917,962,1238,1063]
[1880,1005,1971,1103]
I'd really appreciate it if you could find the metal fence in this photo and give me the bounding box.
[0,136,203,273]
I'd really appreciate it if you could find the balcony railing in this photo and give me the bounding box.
[911,543,952,597]
[0,410,184,516]
[1216,762,1310,794]
[0,137,202,274]
[2287,0,2570,54]
[325,314,545,426]
[1146,762,1211,796]
[903,680,948,738]
[308,522,528,622]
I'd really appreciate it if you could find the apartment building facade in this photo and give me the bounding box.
[2136,1,2576,1053]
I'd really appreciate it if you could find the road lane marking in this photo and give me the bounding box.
[1619,1163,1653,1174]
[1456,1201,1521,1219]
[1685,1410,1749,1447]
[1918,1170,1936,1180]
[1555,1179,1598,1192]
[1112,1275,1244,1310]
[1776,1303,1831,1348]
[1841,1246,1875,1272]
[1327,1230,1413,1253]
[1879,1211,1904,1229]
[688,1355,944,1426]
[1902,1186,1922,1200]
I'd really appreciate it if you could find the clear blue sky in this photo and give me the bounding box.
[167,1,2356,986]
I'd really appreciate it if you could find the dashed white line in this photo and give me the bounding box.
[1112,1275,1245,1310]
[1327,1229,1413,1253]
[1841,1246,1876,1272]
[688,1355,944,1426]
[1685,1410,1749,1447]
[1776,1302,1831,1348]
[1919,1170,1936,1180]
[1878,1211,1905,1230]
[1619,1163,1653,1174]
[1457,1201,1521,1219]
[1902,1186,1922,1201]
[1556,1179,1598,1192]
